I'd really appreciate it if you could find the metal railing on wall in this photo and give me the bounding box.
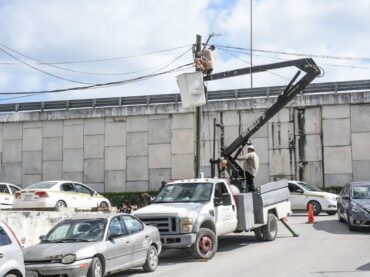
[0,79,369,113]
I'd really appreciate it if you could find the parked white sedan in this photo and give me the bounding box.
[13,181,110,210]
[288,181,338,216]
[0,183,21,209]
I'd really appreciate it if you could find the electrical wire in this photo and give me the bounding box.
[0,45,95,85]
[0,44,192,65]
[0,43,192,76]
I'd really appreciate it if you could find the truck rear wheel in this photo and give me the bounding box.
[261,213,278,241]
[190,228,218,259]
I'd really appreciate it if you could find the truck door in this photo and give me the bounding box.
[213,182,237,235]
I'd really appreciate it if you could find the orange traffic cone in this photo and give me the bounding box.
[307,203,315,224]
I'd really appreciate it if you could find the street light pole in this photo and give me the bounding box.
[194,35,202,178]
[250,0,253,88]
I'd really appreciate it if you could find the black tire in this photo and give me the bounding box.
[308,201,321,216]
[261,214,278,241]
[143,245,158,272]
[326,211,337,216]
[190,228,218,259]
[254,227,264,241]
[337,208,345,223]
[99,201,109,208]
[347,212,357,231]
[55,200,67,211]
[87,257,103,277]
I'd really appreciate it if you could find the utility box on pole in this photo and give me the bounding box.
[176,72,206,108]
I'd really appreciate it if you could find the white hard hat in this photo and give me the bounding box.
[247,145,255,150]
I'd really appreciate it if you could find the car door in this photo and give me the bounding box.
[59,182,77,207]
[214,182,237,235]
[288,183,305,209]
[339,184,351,220]
[73,183,95,208]
[122,215,149,265]
[0,184,12,208]
[105,216,133,271]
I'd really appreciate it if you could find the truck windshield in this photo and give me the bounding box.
[154,183,213,203]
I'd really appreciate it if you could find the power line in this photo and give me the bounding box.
[0,44,192,65]
[0,45,95,85]
[0,43,192,76]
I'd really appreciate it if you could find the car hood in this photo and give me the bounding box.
[352,199,370,209]
[133,202,204,217]
[23,241,102,261]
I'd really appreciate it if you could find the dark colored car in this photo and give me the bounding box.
[337,182,370,231]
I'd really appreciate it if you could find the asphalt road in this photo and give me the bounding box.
[112,214,370,277]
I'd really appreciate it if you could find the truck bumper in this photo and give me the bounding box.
[160,233,196,248]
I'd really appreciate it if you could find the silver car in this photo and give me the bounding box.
[23,213,161,277]
[0,220,26,277]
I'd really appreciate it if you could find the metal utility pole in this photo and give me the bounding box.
[250,0,253,88]
[194,34,202,178]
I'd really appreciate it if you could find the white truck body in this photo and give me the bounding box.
[133,178,291,258]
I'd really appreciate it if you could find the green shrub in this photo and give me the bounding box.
[102,191,159,208]
[323,186,343,194]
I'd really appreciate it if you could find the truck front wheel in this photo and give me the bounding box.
[261,213,278,241]
[190,228,218,259]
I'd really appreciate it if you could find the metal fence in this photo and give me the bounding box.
[0,79,369,113]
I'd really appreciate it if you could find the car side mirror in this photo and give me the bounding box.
[108,233,121,241]
[39,235,46,241]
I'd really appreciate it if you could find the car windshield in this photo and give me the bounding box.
[352,186,370,199]
[298,182,322,192]
[154,183,213,203]
[27,181,58,189]
[43,219,107,243]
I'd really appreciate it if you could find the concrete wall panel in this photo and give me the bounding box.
[149,144,171,169]
[268,122,294,149]
[127,132,148,156]
[172,154,194,179]
[269,149,295,176]
[63,149,83,172]
[84,159,104,183]
[2,140,22,163]
[323,118,350,146]
[324,146,352,174]
[63,125,83,149]
[172,129,194,154]
[84,118,105,135]
[43,161,62,180]
[149,119,171,144]
[22,175,41,187]
[149,168,171,190]
[105,170,126,192]
[324,174,352,186]
[43,121,62,138]
[255,164,269,186]
[23,128,42,151]
[63,172,83,183]
[105,122,126,146]
[353,160,370,181]
[43,137,62,161]
[105,146,126,170]
[352,132,370,161]
[127,156,148,181]
[295,135,322,162]
[322,105,350,119]
[23,151,42,174]
[351,105,370,132]
[172,113,194,129]
[127,181,148,192]
[223,111,239,126]
[84,135,104,159]
[2,163,22,185]
[241,110,268,138]
[127,116,148,132]
[3,123,22,140]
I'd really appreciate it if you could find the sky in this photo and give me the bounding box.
[0,0,369,103]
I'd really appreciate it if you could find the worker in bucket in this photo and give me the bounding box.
[194,45,216,75]
[238,145,260,192]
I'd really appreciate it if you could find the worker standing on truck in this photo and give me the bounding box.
[194,45,216,75]
[238,145,260,192]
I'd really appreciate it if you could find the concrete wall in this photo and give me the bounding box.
[1,91,370,190]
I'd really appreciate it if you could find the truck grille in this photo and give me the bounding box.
[140,217,179,234]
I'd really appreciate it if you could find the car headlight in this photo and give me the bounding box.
[61,254,76,264]
[180,217,193,233]
[352,206,367,215]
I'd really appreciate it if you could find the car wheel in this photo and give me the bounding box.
[347,212,357,231]
[261,213,278,241]
[308,201,321,216]
[143,245,158,272]
[326,211,337,216]
[99,201,109,208]
[253,227,264,241]
[87,257,103,277]
[337,208,345,223]
[190,228,218,259]
[55,200,67,211]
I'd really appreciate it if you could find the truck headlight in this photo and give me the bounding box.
[180,217,193,233]
[61,254,76,264]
